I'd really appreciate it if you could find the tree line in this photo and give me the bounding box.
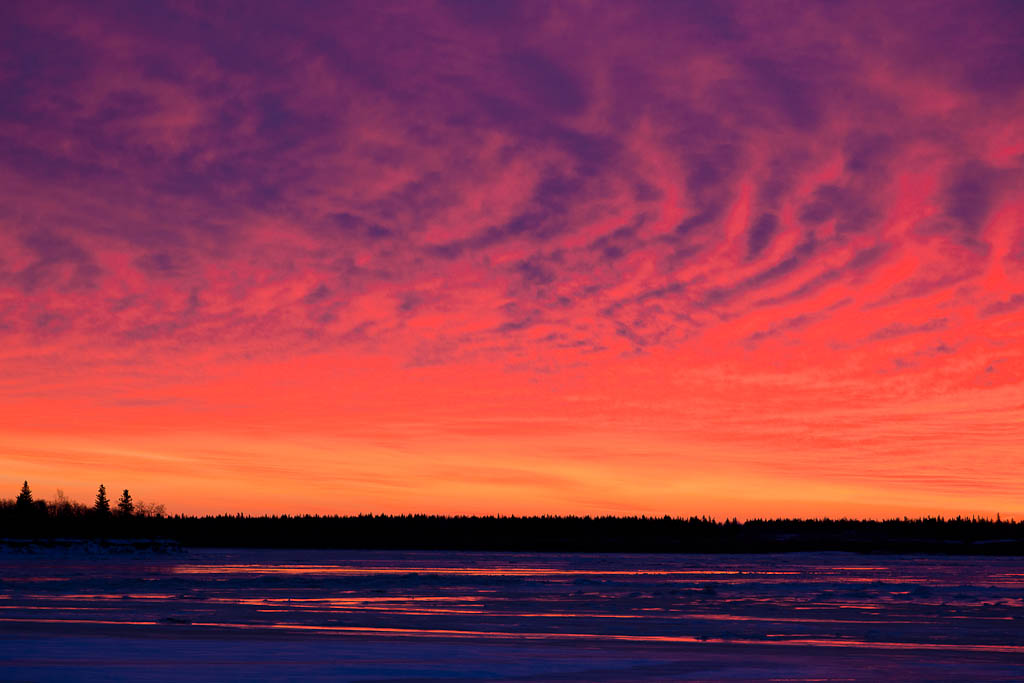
[4,481,166,519]
[2,479,1022,554]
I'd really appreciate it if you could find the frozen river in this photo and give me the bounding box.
[1,548,1022,680]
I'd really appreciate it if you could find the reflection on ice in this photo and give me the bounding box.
[2,549,1022,673]
[3,615,1024,655]
[173,564,763,576]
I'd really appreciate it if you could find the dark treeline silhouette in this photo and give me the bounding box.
[1,482,166,540]
[130,513,1024,554]
[2,482,1022,554]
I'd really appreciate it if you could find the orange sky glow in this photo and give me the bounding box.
[1,1,1022,518]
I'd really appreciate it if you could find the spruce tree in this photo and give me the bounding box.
[117,489,134,516]
[15,481,33,509]
[94,484,111,514]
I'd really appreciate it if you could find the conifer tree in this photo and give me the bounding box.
[117,489,134,516]
[94,484,111,514]
[15,481,33,509]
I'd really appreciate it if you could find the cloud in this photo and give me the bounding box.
[505,49,589,116]
[745,298,852,344]
[746,213,778,260]
[134,250,187,278]
[868,318,949,341]
[0,0,1020,374]
[703,236,818,306]
[325,213,394,242]
[942,162,999,237]
[754,245,888,308]
[14,230,101,292]
[745,313,815,344]
[981,293,1024,317]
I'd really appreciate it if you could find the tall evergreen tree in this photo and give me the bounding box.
[94,484,110,514]
[15,481,33,509]
[117,489,134,516]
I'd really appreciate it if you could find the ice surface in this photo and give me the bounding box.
[1,549,1022,680]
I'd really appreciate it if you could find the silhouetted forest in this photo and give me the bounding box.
[3,482,1023,554]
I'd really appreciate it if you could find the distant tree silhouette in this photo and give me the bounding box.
[15,481,33,510]
[94,484,111,515]
[1,487,1023,552]
[136,500,166,518]
[49,489,85,518]
[117,489,134,516]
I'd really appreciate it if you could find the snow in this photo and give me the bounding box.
[1,550,1022,680]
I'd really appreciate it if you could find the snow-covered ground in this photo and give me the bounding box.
[1,549,1022,680]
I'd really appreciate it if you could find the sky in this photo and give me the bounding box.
[1,0,1022,518]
